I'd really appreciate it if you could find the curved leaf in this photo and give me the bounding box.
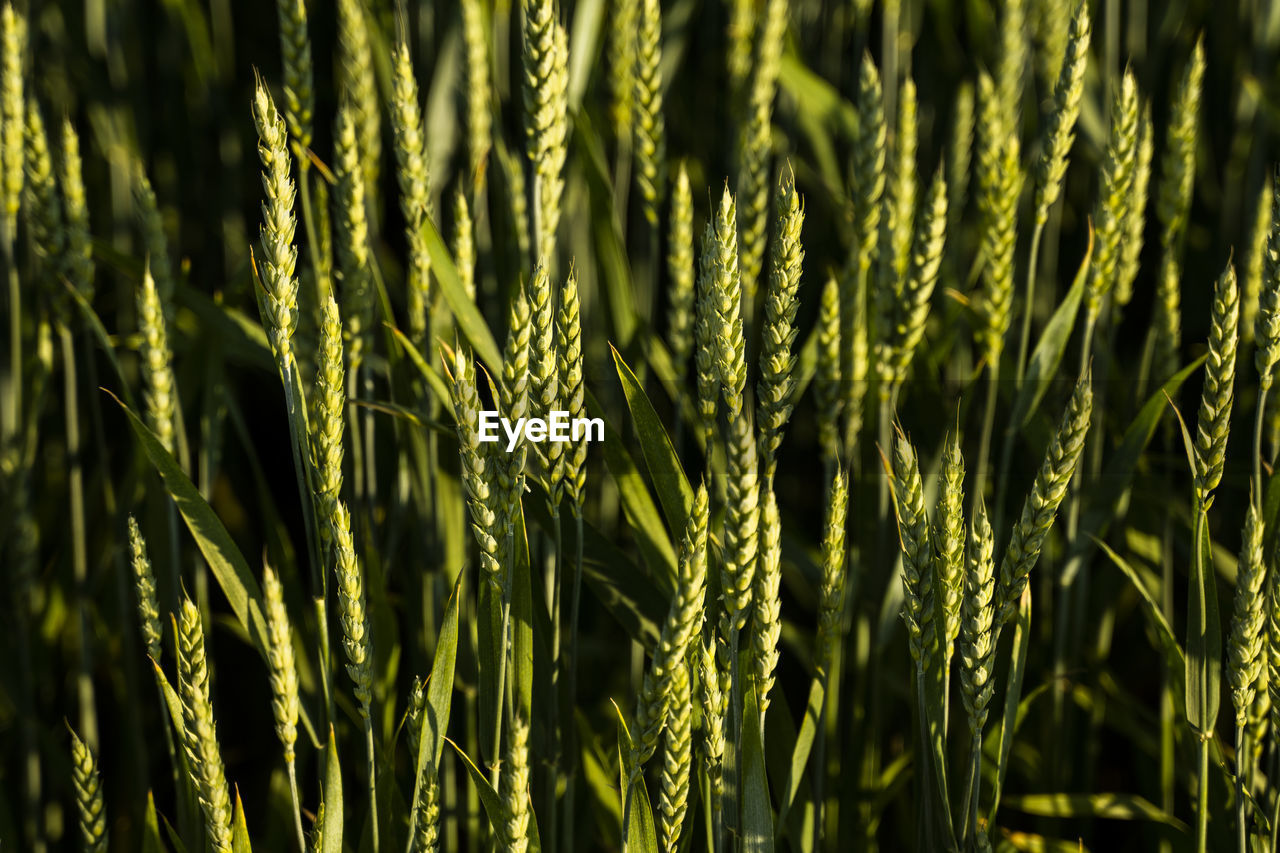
[612,344,695,535]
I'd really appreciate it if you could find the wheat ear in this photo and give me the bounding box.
[1193,260,1239,501]
[176,598,234,852]
[996,369,1092,627]
[756,165,804,479]
[69,724,107,853]
[390,37,433,344]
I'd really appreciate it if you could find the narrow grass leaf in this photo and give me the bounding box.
[322,725,343,853]
[1011,229,1093,429]
[740,687,774,853]
[613,344,695,534]
[1001,793,1190,832]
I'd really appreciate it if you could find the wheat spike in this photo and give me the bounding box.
[948,82,975,237]
[1257,176,1280,390]
[658,654,693,853]
[126,516,162,661]
[698,630,726,804]
[708,186,747,417]
[502,712,531,852]
[668,162,696,371]
[1243,178,1269,349]
[331,501,373,713]
[633,484,710,768]
[935,432,966,667]
[723,409,760,633]
[310,293,345,550]
[252,79,301,364]
[753,486,782,718]
[608,0,637,140]
[997,0,1028,130]
[69,725,107,853]
[816,466,850,670]
[390,38,433,344]
[176,598,234,852]
[558,266,588,509]
[522,0,569,264]
[735,0,787,292]
[0,2,23,239]
[275,0,313,154]
[460,0,491,187]
[1085,70,1140,319]
[815,274,844,466]
[892,431,936,666]
[334,100,372,371]
[453,187,476,303]
[446,344,500,578]
[1154,39,1205,377]
[138,263,177,455]
[961,498,996,737]
[885,164,948,389]
[1033,1,1090,226]
[1229,502,1267,728]
[997,369,1092,626]
[336,0,380,198]
[1115,106,1153,309]
[59,119,93,300]
[23,97,63,278]
[875,75,918,363]
[133,164,176,311]
[634,0,665,226]
[978,131,1022,369]
[756,165,804,478]
[262,562,299,761]
[1193,260,1239,500]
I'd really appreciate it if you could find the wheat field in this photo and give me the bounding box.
[2,0,1278,850]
